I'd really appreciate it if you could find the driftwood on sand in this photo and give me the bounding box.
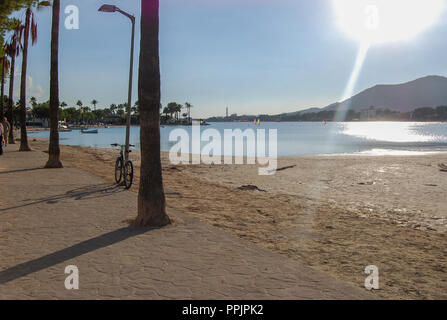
[268,165,297,174]
[238,185,267,192]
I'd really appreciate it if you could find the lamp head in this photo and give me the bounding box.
[98,4,117,13]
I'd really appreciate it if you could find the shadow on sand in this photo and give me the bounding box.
[0,167,46,175]
[0,226,153,285]
[0,183,125,213]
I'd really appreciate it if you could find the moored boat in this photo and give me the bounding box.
[81,129,98,134]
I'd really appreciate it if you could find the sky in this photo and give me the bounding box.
[5,0,447,118]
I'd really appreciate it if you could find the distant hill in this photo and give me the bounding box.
[297,75,447,114]
[207,75,447,122]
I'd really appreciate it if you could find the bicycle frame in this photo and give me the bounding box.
[121,145,130,162]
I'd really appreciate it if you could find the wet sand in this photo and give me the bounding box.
[29,138,447,299]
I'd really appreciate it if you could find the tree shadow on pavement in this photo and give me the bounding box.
[0,167,45,175]
[0,226,152,285]
[0,183,125,213]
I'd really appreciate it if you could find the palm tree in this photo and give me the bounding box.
[133,0,170,227]
[185,102,193,124]
[162,106,169,118]
[45,0,62,168]
[5,19,24,145]
[29,96,37,107]
[91,99,98,111]
[60,101,67,108]
[117,104,124,117]
[18,1,51,151]
[175,104,182,120]
[133,100,139,115]
[0,49,10,119]
[109,103,117,115]
[167,102,181,120]
[76,100,83,124]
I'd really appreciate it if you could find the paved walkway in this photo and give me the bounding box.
[0,144,373,299]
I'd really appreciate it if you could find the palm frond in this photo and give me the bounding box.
[38,1,51,9]
[1,56,11,75]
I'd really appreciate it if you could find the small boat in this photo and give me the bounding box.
[81,129,98,134]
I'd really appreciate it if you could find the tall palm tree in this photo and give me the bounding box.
[18,0,50,151]
[133,0,170,227]
[185,102,193,123]
[162,106,169,118]
[45,0,62,168]
[91,99,98,111]
[117,104,124,117]
[29,96,37,107]
[109,103,117,115]
[167,102,180,120]
[5,20,24,145]
[76,100,83,124]
[175,103,182,120]
[0,49,10,119]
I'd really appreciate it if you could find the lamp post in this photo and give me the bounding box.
[99,4,135,162]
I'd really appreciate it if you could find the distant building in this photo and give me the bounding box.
[226,107,229,118]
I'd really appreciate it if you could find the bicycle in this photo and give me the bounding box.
[111,143,135,189]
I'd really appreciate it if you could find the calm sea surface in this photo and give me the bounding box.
[29,122,447,157]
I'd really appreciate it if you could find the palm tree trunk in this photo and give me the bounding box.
[133,0,170,227]
[1,58,5,119]
[45,0,62,168]
[8,49,15,144]
[19,8,31,151]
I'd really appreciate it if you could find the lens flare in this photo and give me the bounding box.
[333,0,445,44]
[334,41,370,122]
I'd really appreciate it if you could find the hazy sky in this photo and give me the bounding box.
[6,0,447,117]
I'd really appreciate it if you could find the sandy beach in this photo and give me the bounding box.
[28,137,447,299]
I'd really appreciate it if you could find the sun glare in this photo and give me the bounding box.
[333,0,445,44]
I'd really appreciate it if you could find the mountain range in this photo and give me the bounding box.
[297,75,447,114]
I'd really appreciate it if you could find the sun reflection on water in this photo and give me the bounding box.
[342,122,441,143]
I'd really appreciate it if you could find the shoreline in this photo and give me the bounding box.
[26,138,447,299]
[27,132,447,159]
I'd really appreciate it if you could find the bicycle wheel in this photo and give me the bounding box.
[115,157,123,184]
[123,160,134,189]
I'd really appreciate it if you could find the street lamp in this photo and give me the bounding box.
[99,4,135,162]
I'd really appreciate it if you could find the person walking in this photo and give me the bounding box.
[2,117,10,147]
